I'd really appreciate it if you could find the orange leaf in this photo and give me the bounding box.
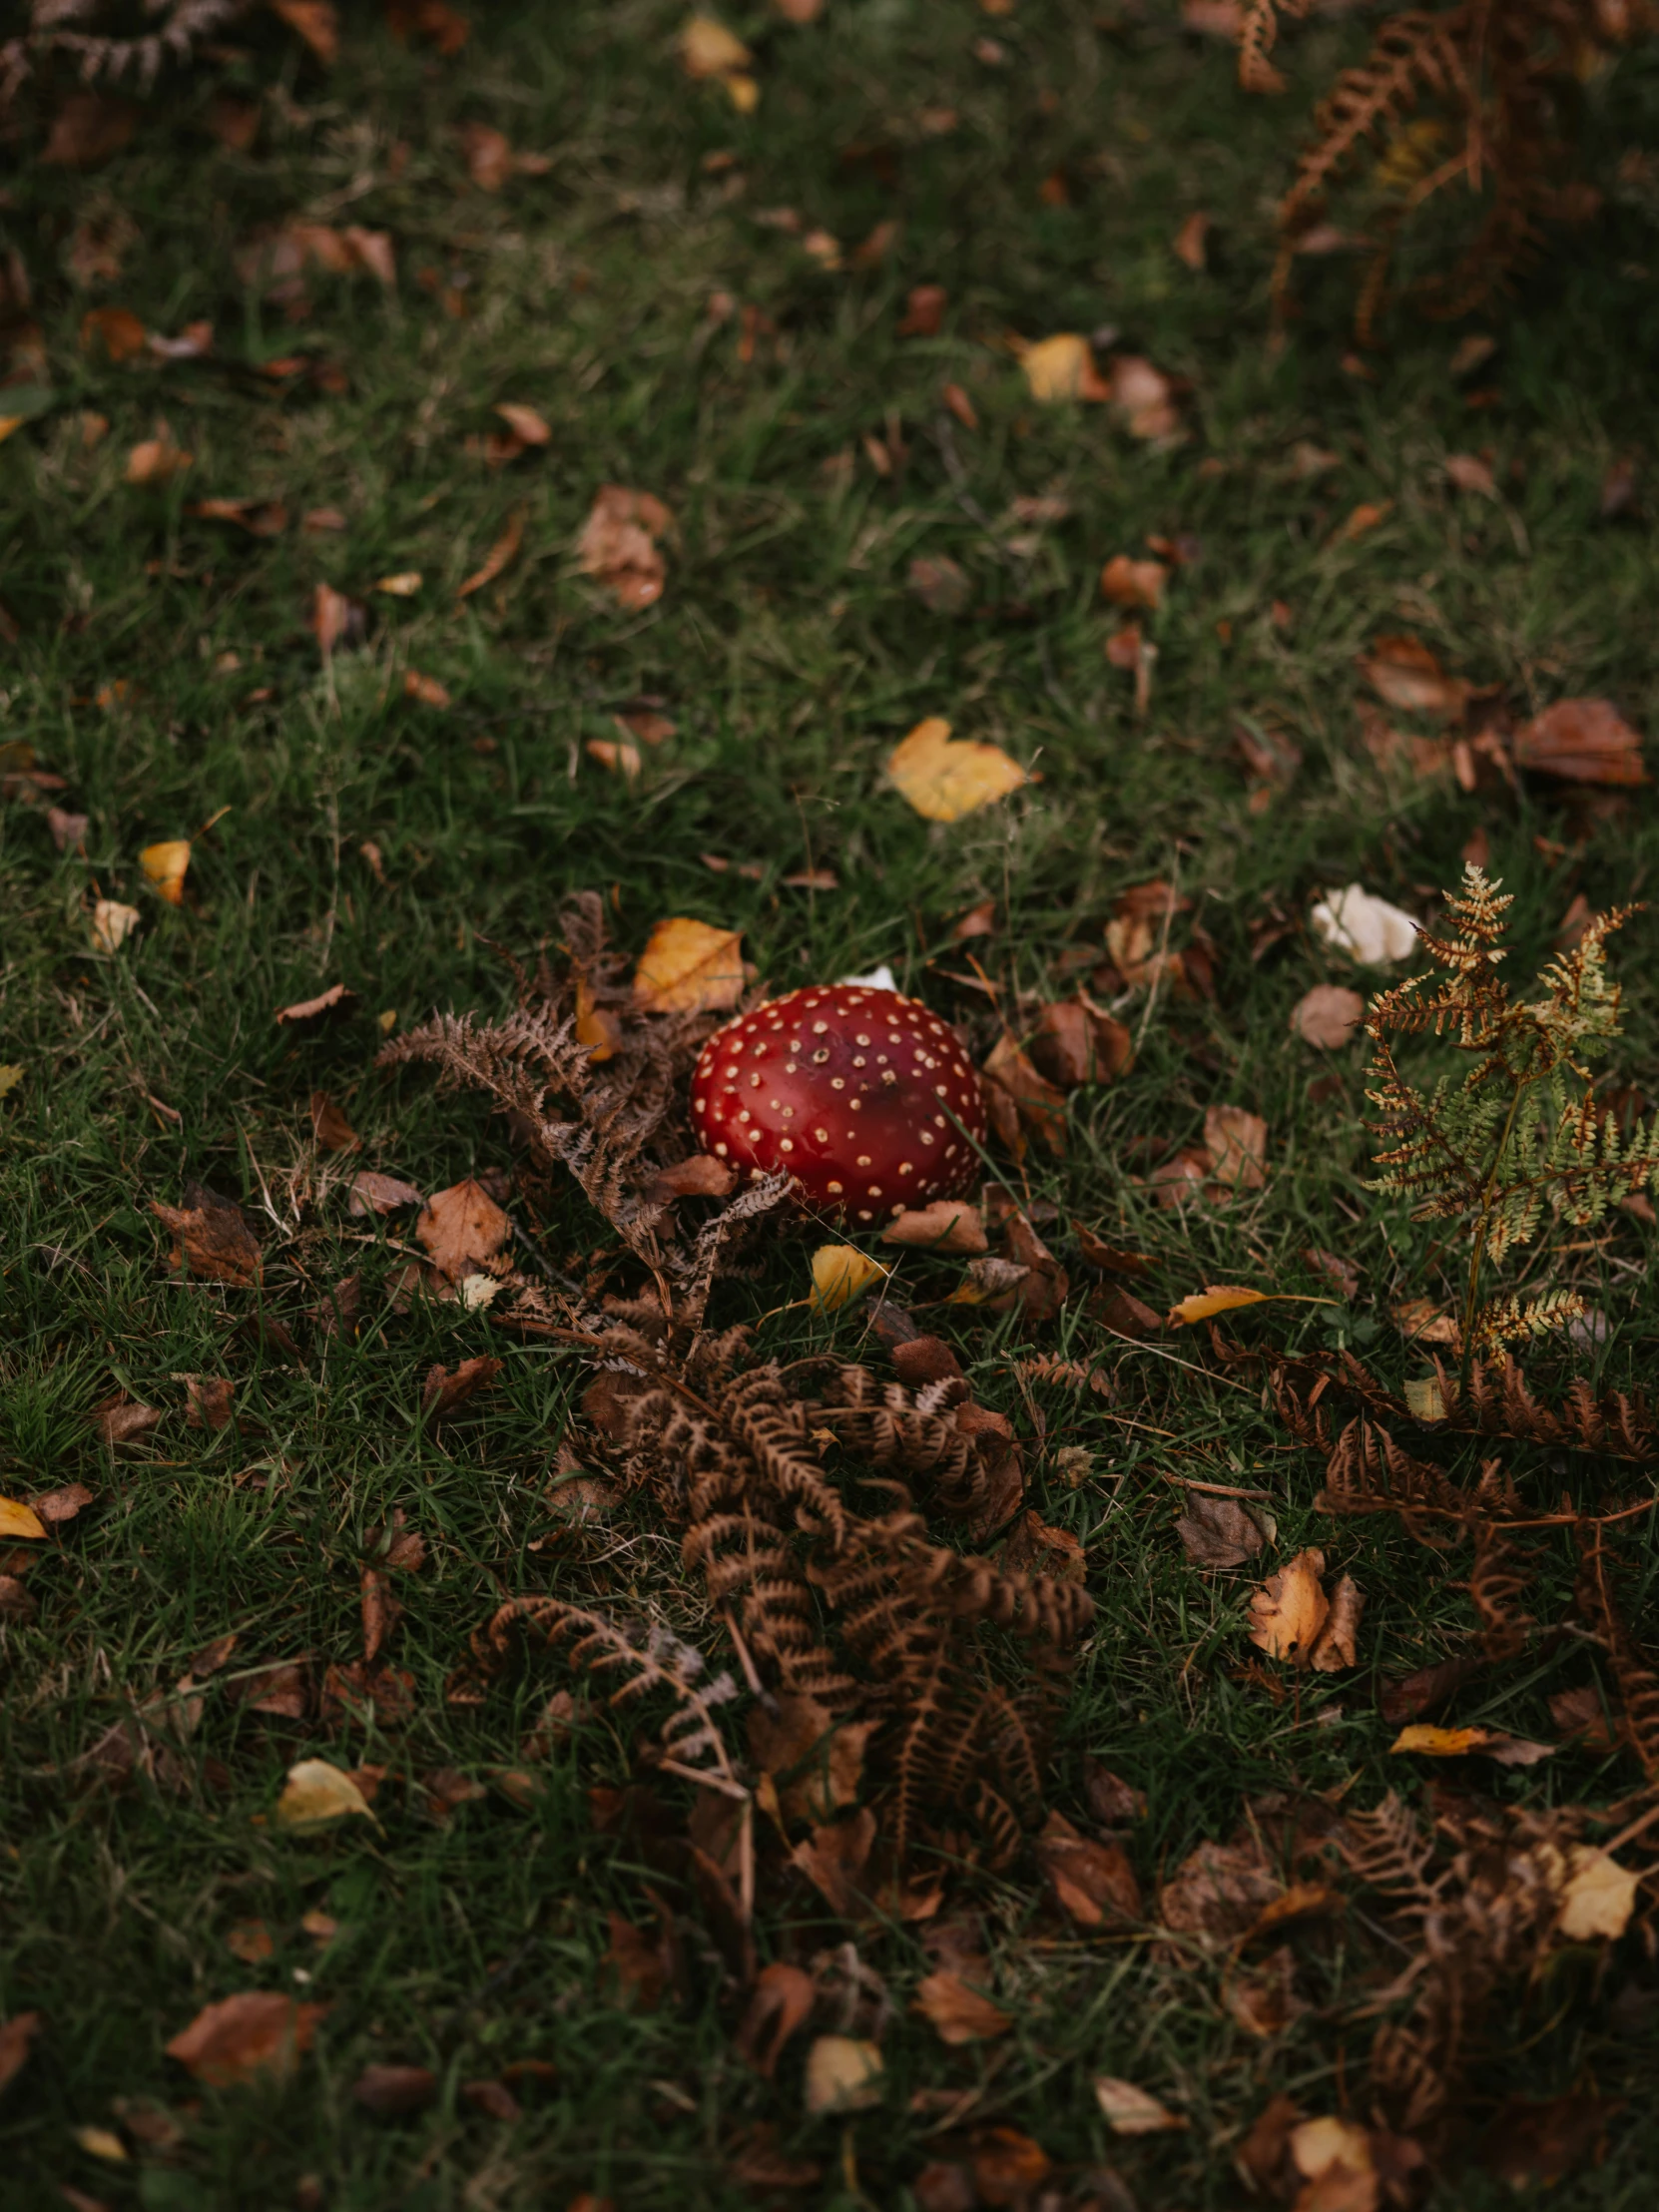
[631,917,746,1015]
[140,838,192,906]
[885,716,1028,823]
[1512,699,1645,787]
[1166,1285,1269,1327]
[270,0,339,65]
[457,506,525,599]
[80,305,148,361]
[165,1992,327,2086]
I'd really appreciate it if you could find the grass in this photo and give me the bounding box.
[3,1,1659,2205]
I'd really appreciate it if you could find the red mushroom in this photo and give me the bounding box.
[690,984,986,1224]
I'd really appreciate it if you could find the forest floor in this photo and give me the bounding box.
[3,3,1659,2208]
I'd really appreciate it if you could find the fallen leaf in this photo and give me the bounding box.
[420,1356,502,1420]
[151,1187,262,1288]
[48,809,89,854]
[140,838,191,905]
[1106,353,1180,440]
[791,1809,877,1919]
[1173,211,1210,270]
[0,2012,42,2094]
[970,2128,1051,2207]
[80,305,149,361]
[809,1244,888,1314]
[1553,1845,1639,1940]
[29,1482,94,1527]
[803,2034,883,2116]
[1483,2094,1625,2188]
[0,1497,47,1541]
[615,709,676,747]
[941,381,978,429]
[226,1921,276,1964]
[372,571,422,598]
[73,2124,128,2162]
[1094,2078,1185,2135]
[275,982,356,1024]
[1444,452,1496,497]
[386,0,472,52]
[886,717,1029,823]
[494,401,551,446]
[189,497,288,537]
[1101,554,1167,609]
[898,283,947,336]
[1290,2117,1376,2210]
[457,506,525,598]
[308,583,360,657]
[648,1154,737,1202]
[459,123,514,190]
[126,423,193,487]
[1033,1810,1141,1928]
[1357,635,1469,720]
[353,2062,437,2117]
[1310,1575,1364,1671]
[184,1376,235,1432]
[913,1970,1011,2044]
[1310,884,1418,966]
[348,1171,423,1216]
[275,1759,376,1830]
[306,1092,357,1154]
[1204,1104,1267,1191]
[586,738,641,784]
[165,1993,327,2086]
[908,555,971,616]
[735,1962,817,2078]
[880,1200,987,1255]
[271,0,339,64]
[1392,1298,1459,1348]
[1389,1724,1554,1765]
[1175,1490,1267,1568]
[91,1392,163,1447]
[1512,699,1645,787]
[1335,499,1392,543]
[1083,1764,1147,1828]
[983,1034,1066,1157]
[43,92,138,168]
[680,14,753,77]
[1248,1549,1331,1665]
[90,898,140,953]
[1166,1285,1270,1328]
[1293,984,1366,1048]
[576,485,671,609]
[632,916,746,1014]
[1021,333,1107,403]
[415,1179,509,1281]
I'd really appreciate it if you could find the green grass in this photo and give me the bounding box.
[4,2,1659,2206]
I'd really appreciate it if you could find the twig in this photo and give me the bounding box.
[1161,1472,1276,1501]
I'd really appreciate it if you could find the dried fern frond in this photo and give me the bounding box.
[3,0,247,106]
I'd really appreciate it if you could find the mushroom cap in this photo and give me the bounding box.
[689,984,986,1223]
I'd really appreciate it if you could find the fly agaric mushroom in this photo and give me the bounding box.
[690,984,986,1223]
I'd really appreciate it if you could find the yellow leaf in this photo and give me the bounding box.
[1166,1286,1269,1327]
[73,2126,130,2163]
[1093,2077,1186,2135]
[885,716,1029,823]
[575,973,622,1062]
[0,1063,24,1099]
[140,838,192,906]
[1021,333,1108,403]
[0,1495,48,1540]
[632,916,746,1014]
[803,2034,883,2115]
[372,571,423,596]
[493,402,551,446]
[586,737,642,784]
[1390,1724,1492,1757]
[680,14,752,76]
[809,1244,888,1315]
[1403,1376,1445,1422]
[1554,1845,1639,1941]
[275,1758,376,1830]
[1246,1548,1330,1664]
[91,899,142,952]
[725,71,760,112]
[0,416,24,446]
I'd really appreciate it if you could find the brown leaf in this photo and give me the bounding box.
[1001,1508,1085,1583]
[1172,211,1210,270]
[1247,1549,1330,1665]
[165,1993,326,2086]
[1073,1227,1155,1276]
[751,1695,872,1824]
[1029,998,1133,1088]
[348,1171,424,1216]
[90,1392,163,1447]
[275,981,357,1025]
[898,283,947,336]
[420,1356,502,1421]
[1089,1283,1161,1338]
[1159,1839,1281,1946]
[1292,985,1365,1049]
[577,485,671,609]
[360,1565,400,1666]
[1033,1811,1141,1930]
[225,1921,276,1964]
[306,1091,359,1153]
[151,1187,262,1288]
[907,555,971,616]
[30,1482,95,1527]
[603,1911,667,2010]
[792,1809,877,1921]
[271,0,339,64]
[913,1970,1011,2044]
[233,1659,312,1720]
[1512,699,1645,787]
[1483,2094,1624,2188]
[43,93,138,168]
[1100,554,1167,610]
[1444,452,1496,497]
[1176,1491,1268,1569]
[461,2077,522,2121]
[952,898,996,939]
[208,93,262,151]
[1303,1247,1360,1299]
[1309,1574,1364,1672]
[386,0,472,52]
[1204,1105,1267,1192]
[190,497,287,537]
[353,2062,437,2117]
[415,1179,510,1282]
[48,807,90,854]
[1237,2093,1303,2193]
[1357,635,1469,720]
[1083,1762,1146,1829]
[647,1154,737,1203]
[983,1035,1066,1156]
[735,1961,817,2077]
[126,422,194,486]
[1378,1654,1483,1726]
[971,2125,1052,2206]
[457,506,526,599]
[0,1577,35,1622]
[184,1377,235,1432]
[80,305,149,362]
[880,1199,987,1255]
[0,2010,42,2093]
[459,122,514,191]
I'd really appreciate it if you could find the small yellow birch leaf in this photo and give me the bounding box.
[680,15,752,76]
[1021,333,1108,403]
[1166,1286,1269,1327]
[0,1064,23,1099]
[91,899,142,952]
[803,2034,883,2115]
[372,571,423,596]
[275,1759,376,1830]
[809,1244,887,1314]
[73,2126,130,2163]
[0,1496,49,1540]
[725,71,760,112]
[886,717,1029,823]
[1389,1724,1492,1757]
[140,839,192,905]
[1555,1846,1639,1940]
[631,917,746,1014]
